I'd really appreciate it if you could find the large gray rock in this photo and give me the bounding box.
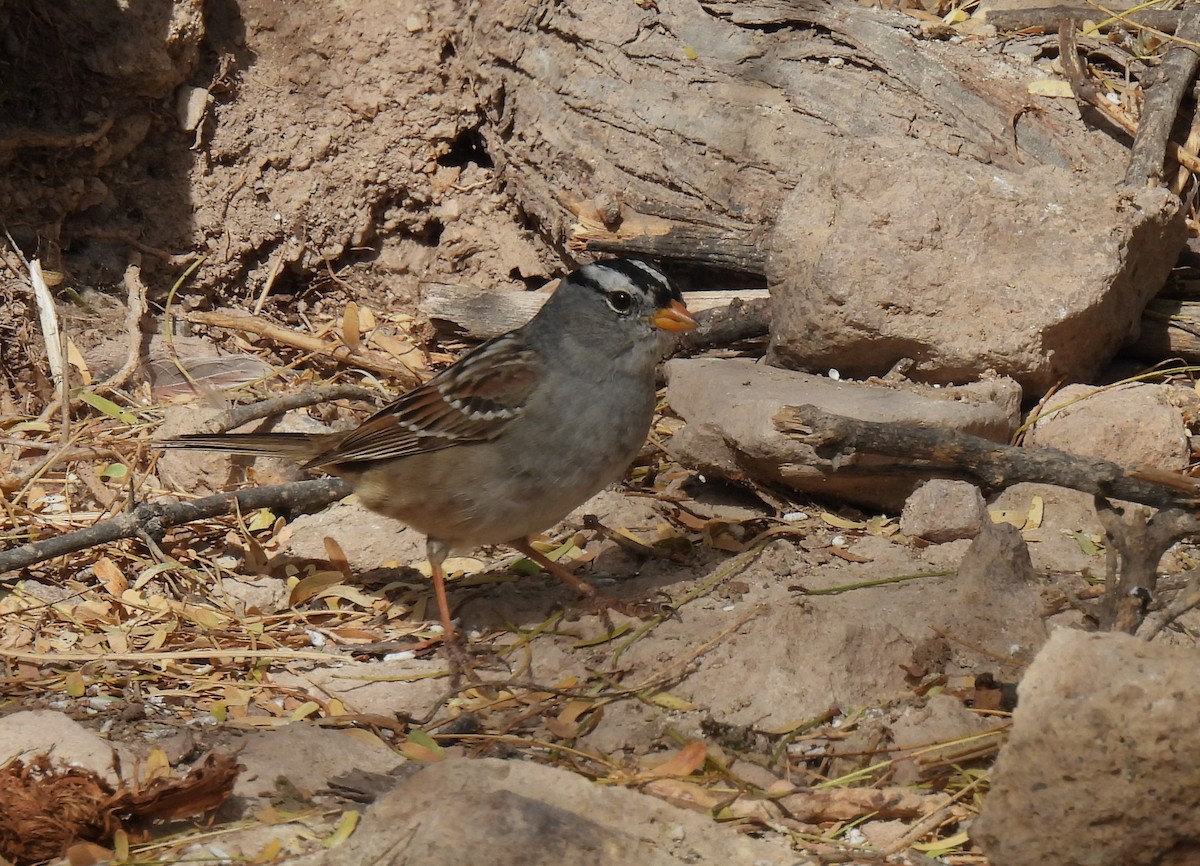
[665,357,1020,511]
[766,141,1184,391]
[973,629,1200,866]
[291,757,806,866]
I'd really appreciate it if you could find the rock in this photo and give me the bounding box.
[1024,382,1190,471]
[973,629,1200,866]
[988,482,1104,574]
[766,140,1184,391]
[232,722,405,801]
[900,480,988,542]
[672,519,1045,726]
[665,357,1020,511]
[288,757,804,866]
[275,498,428,572]
[886,694,1001,785]
[0,710,133,785]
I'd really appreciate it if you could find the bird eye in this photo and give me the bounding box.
[607,290,634,314]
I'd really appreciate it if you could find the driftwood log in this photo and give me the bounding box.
[462,0,1131,271]
[460,0,1189,388]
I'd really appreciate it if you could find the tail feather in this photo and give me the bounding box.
[156,433,320,460]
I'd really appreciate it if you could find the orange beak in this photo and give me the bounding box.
[650,299,697,332]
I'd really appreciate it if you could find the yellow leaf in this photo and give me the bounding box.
[64,671,85,697]
[399,729,445,762]
[357,305,376,331]
[251,836,283,864]
[106,630,128,654]
[1028,78,1074,98]
[290,571,346,606]
[248,508,277,533]
[913,830,971,853]
[93,556,128,595]
[644,691,697,711]
[1025,495,1044,530]
[144,748,171,781]
[821,512,866,530]
[989,508,1027,529]
[290,701,321,721]
[66,337,92,385]
[324,810,360,848]
[342,303,361,352]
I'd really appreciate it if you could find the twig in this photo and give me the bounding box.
[0,477,352,576]
[1141,565,1200,639]
[1059,21,1200,175]
[95,259,149,396]
[1094,498,1200,632]
[194,383,387,434]
[1125,0,1200,186]
[185,308,421,387]
[986,5,1183,34]
[70,229,201,267]
[252,246,287,315]
[677,297,770,353]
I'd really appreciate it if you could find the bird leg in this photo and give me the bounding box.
[427,542,480,683]
[508,538,668,620]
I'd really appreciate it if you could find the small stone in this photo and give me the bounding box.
[900,479,988,542]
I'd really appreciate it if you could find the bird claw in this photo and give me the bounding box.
[580,591,675,622]
[441,635,509,686]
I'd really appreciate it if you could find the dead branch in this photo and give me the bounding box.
[184,309,422,387]
[1141,565,1200,639]
[678,297,771,354]
[195,383,386,434]
[1094,498,1200,632]
[1059,22,1200,176]
[95,259,149,396]
[776,405,1200,635]
[773,404,1200,511]
[1125,0,1200,187]
[0,478,352,576]
[986,5,1182,33]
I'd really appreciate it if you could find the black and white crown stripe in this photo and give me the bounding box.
[569,260,681,311]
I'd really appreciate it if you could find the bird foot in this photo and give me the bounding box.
[577,591,674,622]
[440,635,509,686]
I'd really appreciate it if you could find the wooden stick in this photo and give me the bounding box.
[185,309,421,387]
[774,404,1200,510]
[0,478,353,576]
[1125,0,1200,186]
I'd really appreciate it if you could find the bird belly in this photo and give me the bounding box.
[347,389,652,548]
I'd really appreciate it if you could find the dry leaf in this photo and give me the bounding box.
[641,741,707,780]
[641,778,723,812]
[92,557,127,596]
[1028,78,1074,98]
[342,303,361,352]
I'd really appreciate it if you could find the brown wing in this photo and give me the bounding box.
[305,333,542,468]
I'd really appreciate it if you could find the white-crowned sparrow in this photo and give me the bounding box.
[160,258,696,651]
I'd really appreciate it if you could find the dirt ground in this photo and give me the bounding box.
[2,1,1198,864]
